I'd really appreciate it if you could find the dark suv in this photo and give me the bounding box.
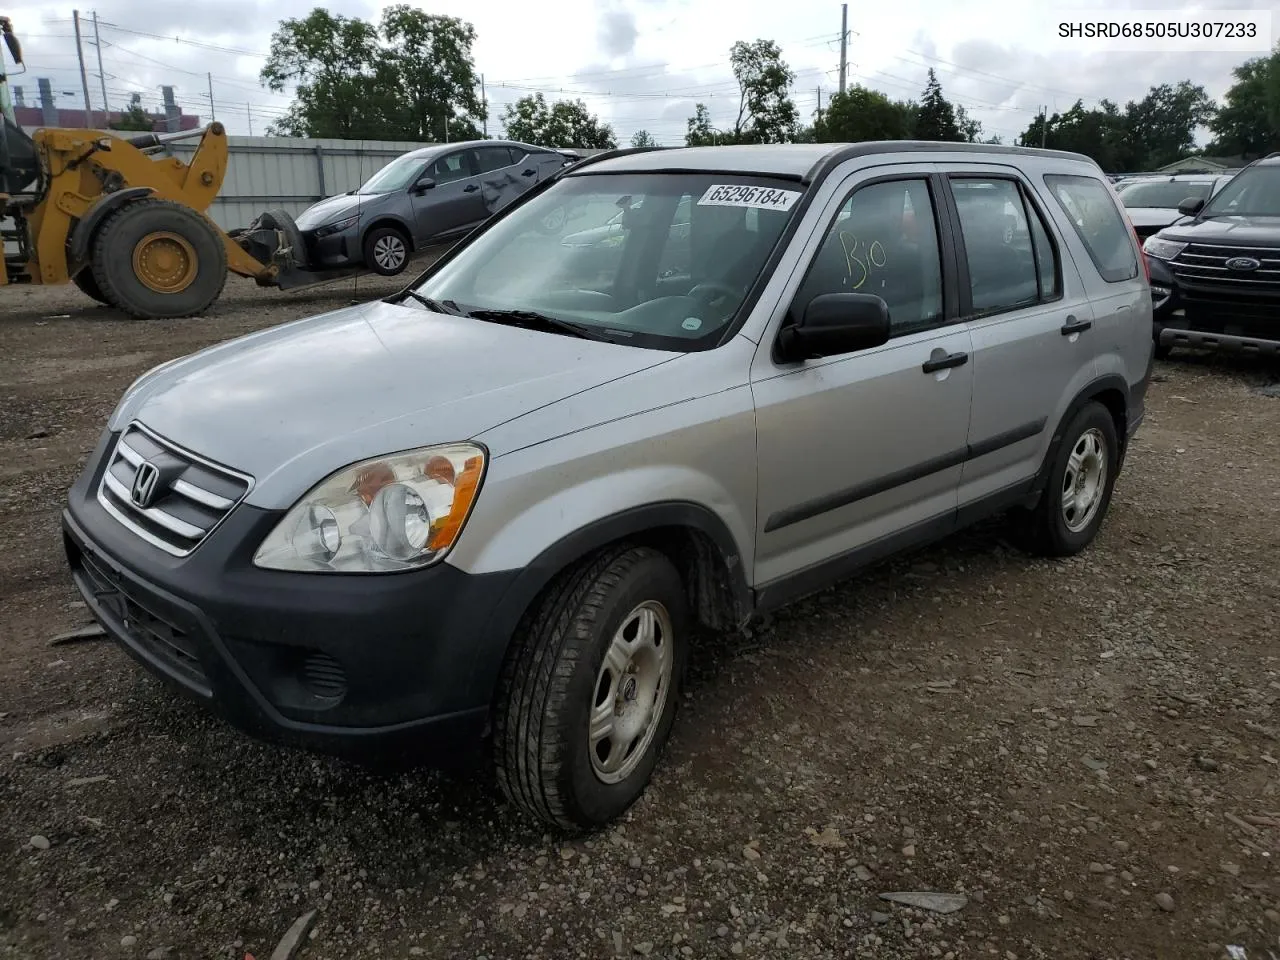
[1143,154,1280,358]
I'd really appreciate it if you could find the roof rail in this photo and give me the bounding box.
[1266,151,1280,160]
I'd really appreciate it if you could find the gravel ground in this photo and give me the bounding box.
[1,279,1279,960]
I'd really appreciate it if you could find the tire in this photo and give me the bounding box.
[90,199,227,319]
[1012,401,1119,558]
[71,268,111,305]
[493,546,689,831]
[362,225,411,276]
[1153,340,1173,361]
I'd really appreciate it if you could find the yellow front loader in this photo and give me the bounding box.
[1,16,305,319]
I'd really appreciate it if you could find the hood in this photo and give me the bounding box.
[1125,207,1181,229]
[112,301,677,509]
[1158,215,1280,246]
[294,192,393,230]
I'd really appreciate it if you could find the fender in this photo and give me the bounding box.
[361,214,417,251]
[1025,373,1130,505]
[465,501,753,702]
[67,187,155,264]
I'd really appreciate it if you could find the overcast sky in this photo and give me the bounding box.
[7,0,1275,147]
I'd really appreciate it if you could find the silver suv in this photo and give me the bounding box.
[62,142,1153,831]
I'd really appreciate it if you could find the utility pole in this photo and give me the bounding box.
[72,11,94,128]
[816,86,822,124]
[91,11,109,126]
[1041,105,1047,148]
[246,103,253,136]
[207,73,216,121]
[480,73,487,137]
[838,4,848,94]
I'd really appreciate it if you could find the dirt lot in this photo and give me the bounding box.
[1,279,1278,960]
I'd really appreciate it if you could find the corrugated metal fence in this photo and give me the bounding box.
[163,136,609,231]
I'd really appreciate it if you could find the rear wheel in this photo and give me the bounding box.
[71,268,111,305]
[90,199,227,319]
[362,226,410,275]
[1011,401,1119,557]
[493,546,688,831]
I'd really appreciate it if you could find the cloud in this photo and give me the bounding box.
[597,2,639,59]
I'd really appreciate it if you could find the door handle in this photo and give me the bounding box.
[522,169,536,176]
[922,352,969,373]
[1060,316,1092,335]
[463,184,479,193]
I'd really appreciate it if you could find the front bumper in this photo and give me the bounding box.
[1148,256,1280,354]
[300,225,362,271]
[62,430,520,765]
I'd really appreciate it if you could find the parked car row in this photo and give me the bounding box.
[1135,154,1280,358]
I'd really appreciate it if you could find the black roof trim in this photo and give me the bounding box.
[559,146,668,175]
[801,140,1097,185]
[566,166,806,183]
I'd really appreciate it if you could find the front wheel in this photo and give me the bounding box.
[1011,401,1119,557]
[362,226,410,275]
[493,546,688,831]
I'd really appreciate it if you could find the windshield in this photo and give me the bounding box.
[1117,180,1212,209]
[1200,165,1280,218]
[357,154,426,195]
[409,172,803,350]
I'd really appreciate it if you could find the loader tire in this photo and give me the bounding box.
[90,199,228,319]
[71,268,111,305]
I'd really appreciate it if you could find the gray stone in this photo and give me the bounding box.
[871,911,891,924]
[1154,892,1175,912]
[28,835,50,851]
[879,892,968,914]
[633,943,653,956]
[120,936,137,948]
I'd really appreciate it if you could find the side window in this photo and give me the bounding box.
[508,148,527,166]
[431,151,472,184]
[475,147,513,173]
[1043,174,1139,283]
[951,178,1059,314]
[793,178,944,337]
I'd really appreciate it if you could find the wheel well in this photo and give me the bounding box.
[627,525,746,632]
[363,218,413,251]
[1086,386,1128,458]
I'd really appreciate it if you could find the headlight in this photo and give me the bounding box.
[253,443,486,573]
[315,215,360,238]
[1142,237,1186,260]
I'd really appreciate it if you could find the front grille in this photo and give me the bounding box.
[79,551,208,689]
[97,422,252,556]
[1169,243,1280,296]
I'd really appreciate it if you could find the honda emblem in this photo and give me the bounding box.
[131,461,162,509]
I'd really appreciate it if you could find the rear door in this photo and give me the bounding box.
[939,167,1098,513]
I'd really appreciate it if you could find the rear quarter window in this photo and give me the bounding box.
[1043,174,1139,284]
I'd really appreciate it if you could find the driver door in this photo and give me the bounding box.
[412,148,480,242]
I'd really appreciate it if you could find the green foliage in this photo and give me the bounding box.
[260,7,483,141]
[728,39,799,143]
[1207,44,1280,160]
[685,103,718,146]
[109,94,153,132]
[815,85,915,142]
[630,129,657,147]
[501,93,616,148]
[914,69,962,141]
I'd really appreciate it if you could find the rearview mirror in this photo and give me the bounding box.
[776,293,891,362]
[1177,196,1205,217]
[413,176,436,193]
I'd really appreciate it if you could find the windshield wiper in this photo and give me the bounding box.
[463,308,612,342]
[400,290,463,315]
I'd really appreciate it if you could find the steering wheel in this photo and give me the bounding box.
[687,281,740,310]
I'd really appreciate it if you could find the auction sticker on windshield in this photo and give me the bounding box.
[698,185,802,210]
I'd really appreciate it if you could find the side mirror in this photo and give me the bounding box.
[2,18,23,65]
[1177,196,1205,217]
[776,293,891,362]
[412,177,436,194]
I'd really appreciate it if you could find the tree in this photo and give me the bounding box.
[630,129,657,147]
[685,103,718,146]
[260,9,395,139]
[501,93,616,148]
[109,93,153,132]
[260,7,485,141]
[380,6,484,142]
[1207,44,1280,160]
[955,104,983,143]
[1122,81,1216,169]
[1020,99,1132,171]
[726,39,798,143]
[814,85,914,142]
[914,69,962,141]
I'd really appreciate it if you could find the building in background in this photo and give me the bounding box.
[12,79,200,134]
